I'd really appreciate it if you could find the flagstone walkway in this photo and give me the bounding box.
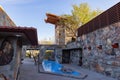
[19,58,117,80]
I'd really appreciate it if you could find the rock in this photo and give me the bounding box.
[106,61,113,65]
[95,63,104,73]
[105,68,113,76]
[116,56,120,60]
[112,61,120,66]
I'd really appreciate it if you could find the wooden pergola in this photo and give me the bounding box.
[0,26,38,45]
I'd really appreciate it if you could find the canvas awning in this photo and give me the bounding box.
[0,26,38,45]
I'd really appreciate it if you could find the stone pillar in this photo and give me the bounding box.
[55,24,65,46]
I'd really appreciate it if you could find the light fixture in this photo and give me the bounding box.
[16,34,22,37]
[97,45,102,50]
[88,46,91,50]
[112,43,119,48]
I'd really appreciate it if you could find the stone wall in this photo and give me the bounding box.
[55,24,74,46]
[0,6,16,26]
[0,38,21,80]
[70,50,81,65]
[55,25,65,46]
[77,22,120,80]
[65,42,81,65]
[39,45,62,63]
[0,6,21,80]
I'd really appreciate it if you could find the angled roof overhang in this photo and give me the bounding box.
[0,26,38,45]
[45,13,61,25]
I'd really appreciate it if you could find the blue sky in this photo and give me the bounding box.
[0,0,119,41]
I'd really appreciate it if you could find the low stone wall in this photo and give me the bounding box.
[39,45,62,63]
[77,22,120,79]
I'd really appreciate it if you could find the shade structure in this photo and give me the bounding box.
[45,13,61,24]
[0,26,38,45]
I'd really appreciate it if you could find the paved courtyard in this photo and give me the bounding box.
[19,58,117,80]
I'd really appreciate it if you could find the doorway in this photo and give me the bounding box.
[62,48,82,66]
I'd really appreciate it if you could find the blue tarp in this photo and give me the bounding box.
[42,60,80,76]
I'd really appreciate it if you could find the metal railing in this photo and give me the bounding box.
[78,2,120,36]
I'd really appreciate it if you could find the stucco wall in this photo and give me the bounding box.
[77,22,120,79]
